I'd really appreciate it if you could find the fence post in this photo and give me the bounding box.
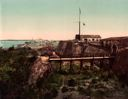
[91,55,94,67]
[69,60,73,73]
[80,60,83,72]
[59,58,62,71]
[100,55,104,68]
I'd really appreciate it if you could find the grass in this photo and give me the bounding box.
[45,63,128,99]
[0,48,128,99]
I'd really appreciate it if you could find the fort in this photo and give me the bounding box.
[45,9,119,72]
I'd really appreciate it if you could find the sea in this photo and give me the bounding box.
[0,40,29,48]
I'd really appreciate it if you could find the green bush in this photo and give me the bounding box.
[77,86,91,95]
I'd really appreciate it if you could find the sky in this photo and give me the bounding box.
[0,0,128,40]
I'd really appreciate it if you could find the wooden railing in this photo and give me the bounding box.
[49,56,114,61]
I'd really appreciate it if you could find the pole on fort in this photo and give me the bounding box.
[78,8,81,40]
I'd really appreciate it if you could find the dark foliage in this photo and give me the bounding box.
[0,48,38,99]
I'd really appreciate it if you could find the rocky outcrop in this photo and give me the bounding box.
[28,56,52,86]
[112,49,128,84]
[57,41,73,57]
[83,46,108,56]
[57,40,108,57]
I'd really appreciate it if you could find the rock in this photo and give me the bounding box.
[57,41,108,57]
[92,65,100,71]
[40,56,49,62]
[84,82,90,86]
[28,56,52,86]
[112,49,128,84]
[84,79,92,86]
[51,51,60,58]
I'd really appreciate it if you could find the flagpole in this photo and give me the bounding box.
[79,8,81,40]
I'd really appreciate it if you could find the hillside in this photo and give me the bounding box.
[112,49,128,84]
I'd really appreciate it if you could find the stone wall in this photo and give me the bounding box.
[57,40,108,57]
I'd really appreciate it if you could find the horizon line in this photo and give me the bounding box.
[0,35,128,41]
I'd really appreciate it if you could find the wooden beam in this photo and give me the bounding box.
[49,56,114,61]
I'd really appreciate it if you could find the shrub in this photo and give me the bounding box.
[61,86,68,93]
[67,78,77,87]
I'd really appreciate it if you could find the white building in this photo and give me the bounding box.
[75,34,101,43]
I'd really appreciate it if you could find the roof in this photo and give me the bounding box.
[79,35,101,38]
[102,36,128,41]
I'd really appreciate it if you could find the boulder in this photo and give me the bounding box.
[28,56,52,86]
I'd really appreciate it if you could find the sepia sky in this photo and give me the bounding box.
[0,0,128,40]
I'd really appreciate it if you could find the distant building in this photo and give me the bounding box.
[75,34,101,43]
